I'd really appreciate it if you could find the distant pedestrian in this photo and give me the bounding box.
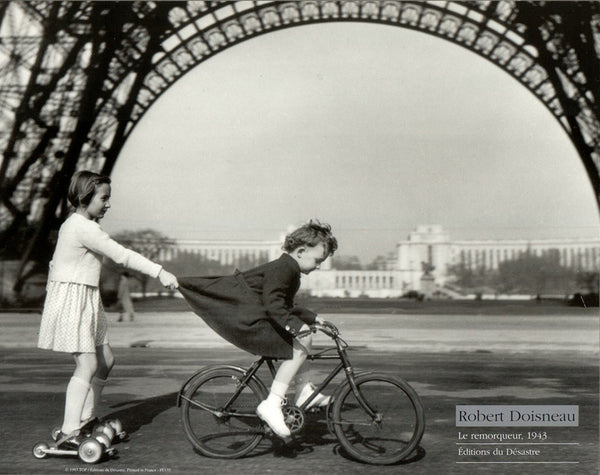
[37,170,178,450]
[179,220,337,439]
[117,272,135,322]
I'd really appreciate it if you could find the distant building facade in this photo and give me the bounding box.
[160,239,333,270]
[163,226,600,297]
[394,225,600,293]
[160,239,281,266]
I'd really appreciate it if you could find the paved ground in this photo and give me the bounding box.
[0,310,598,475]
[2,310,597,353]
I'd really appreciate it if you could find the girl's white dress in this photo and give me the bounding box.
[37,213,162,353]
[38,282,108,353]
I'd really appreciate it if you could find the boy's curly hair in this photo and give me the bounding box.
[283,220,338,256]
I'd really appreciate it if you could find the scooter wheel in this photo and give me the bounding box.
[51,427,61,441]
[95,433,111,448]
[33,442,48,459]
[78,438,103,464]
[99,423,115,440]
[33,442,49,459]
[108,419,126,438]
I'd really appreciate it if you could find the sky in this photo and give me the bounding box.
[102,22,600,263]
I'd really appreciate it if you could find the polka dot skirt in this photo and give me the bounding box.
[38,282,108,353]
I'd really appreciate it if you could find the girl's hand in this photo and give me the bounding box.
[315,316,325,325]
[159,269,179,290]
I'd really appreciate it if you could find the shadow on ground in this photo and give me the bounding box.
[106,392,178,435]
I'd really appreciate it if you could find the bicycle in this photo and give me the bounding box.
[177,321,425,465]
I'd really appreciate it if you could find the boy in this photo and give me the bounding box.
[178,220,337,438]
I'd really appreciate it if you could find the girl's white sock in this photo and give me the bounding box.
[81,376,107,423]
[61,376,91,433]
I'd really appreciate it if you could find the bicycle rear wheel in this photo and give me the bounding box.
[180,368,266,458]
[332,373,425,465]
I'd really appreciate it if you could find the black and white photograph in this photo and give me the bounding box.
[0,1,598,475]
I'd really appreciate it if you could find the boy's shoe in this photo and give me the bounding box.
[256,400,291,438]
[55,430,82,450]
[295,383,331,409]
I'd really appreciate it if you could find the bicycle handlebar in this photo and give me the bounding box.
[316,320,340,336]
[295,320,340,339]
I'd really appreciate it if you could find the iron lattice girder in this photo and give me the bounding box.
[0,0,598,288]
[124,1,600,169]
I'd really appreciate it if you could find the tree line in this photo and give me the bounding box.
[446,249,598,297]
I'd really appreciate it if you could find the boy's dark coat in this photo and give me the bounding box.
[178,253,316,359]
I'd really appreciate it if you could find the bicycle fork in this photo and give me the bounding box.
[338,348,380,422]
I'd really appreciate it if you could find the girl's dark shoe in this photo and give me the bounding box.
[79,417,99,435]
[55,430,81,450]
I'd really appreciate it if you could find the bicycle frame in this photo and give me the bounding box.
[177,324,379,422]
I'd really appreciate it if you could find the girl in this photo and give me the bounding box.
[178,220,338,439]
[37,170,178,448]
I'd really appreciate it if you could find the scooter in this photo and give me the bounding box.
[32,419,125,464]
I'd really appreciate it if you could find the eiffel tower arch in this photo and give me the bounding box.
[0,1,599,298]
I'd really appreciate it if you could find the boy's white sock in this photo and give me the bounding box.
[266,380,288,404]
[295,368,311,388]
[81,376,107,423]
[62,376,91,433]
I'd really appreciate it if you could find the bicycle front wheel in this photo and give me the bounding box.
[180,368,266,458]
[332,373,425,465]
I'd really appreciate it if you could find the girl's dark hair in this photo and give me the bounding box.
[283,220,338,256]
[67,170,111,208]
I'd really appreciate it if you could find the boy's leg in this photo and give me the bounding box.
[81,344,115,424]
[257,326,311,438]
[294,374,332,408]
[295,366,311,388]
[270,327,312,391]
[294,341,331,409]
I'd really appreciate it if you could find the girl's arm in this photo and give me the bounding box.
[80,223,177,288]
